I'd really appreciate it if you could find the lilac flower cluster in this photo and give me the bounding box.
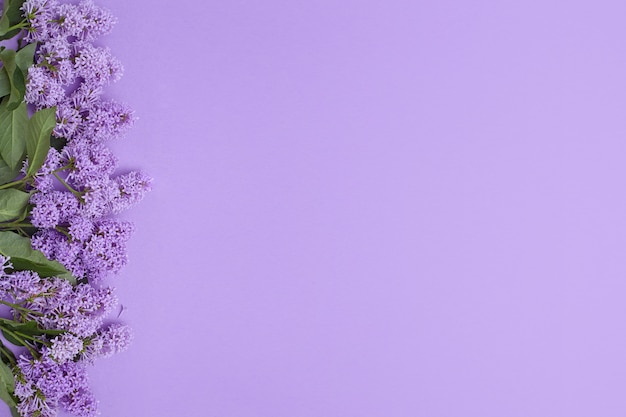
[0,259,132,417]
[0,1,150,416]
[15,355,95,417]
[18,0,152,283]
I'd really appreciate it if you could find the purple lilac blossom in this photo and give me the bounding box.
[32,219,134,282]
[60,387,98,417]
[54,102,83,138]
[22,0,115,45]
[73,42,123,86]
[30,190,80,228]
[32,148,63,192]
[67,215,94,241]
[63,140,118,185]
[111,171,153,213]
[0,270,117,336]
[82,219,134,281]
[76,0,116,41]
[82,100,135,142]
[85,322,132,360]
[49,333,84,363]
[25,66,66,108]
[81,177,120,218]
[21,0,58,43]
[47,3,84,39]
[16,354,97,417]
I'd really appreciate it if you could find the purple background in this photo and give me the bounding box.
[18,0,626,416]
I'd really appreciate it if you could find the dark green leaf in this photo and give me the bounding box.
[0,0,26,41]
[0,50,25,110]
[50,135,67,152]
[0,189,29,222]
[4,0,25,24]
[0,14,10,39]
[0,157,19,186]
[26,107,56,176]
[0,231,76,284]
[0,69,10,98]
[4,320,64,337]
[0,101,27,169]
[0,330,20,347]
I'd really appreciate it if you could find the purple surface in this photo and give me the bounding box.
[18,0,626,416]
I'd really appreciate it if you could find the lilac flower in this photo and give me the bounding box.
[0,270,42,304]
[76,0,116,41]
[82,99,135,142]
[32,148,63,192]
[70,83,102,111]
[32,229,86,278]
[55,102,83,138]
[0,255,12,276]
[68,215,94,242]
[2,270,117,336]
[82,220,134,281]
[30,191,80,228]
[111,171,153,213]
[47,3,85,39]
[84,322,132,360]
[73,42,123,86]
[49,333,84,363]
[37,37,72,66]
[47,284,117,336]
[81,177,119,218]
[25,66,66,108]
[60,387,98,417]
[21,0,58,43]
[15,354,96,417]
[63,140,118,185]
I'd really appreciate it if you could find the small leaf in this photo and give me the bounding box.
[0,231,76,284]
[0,383,15,409]
[0,68,10,98]
[0,101,27,169]
[0,189,29,222]
[0,330,20,348]
[0,14,10,39]
[0,50,25,110]
[0,358,14,393]
[0,157,19,185]
[26,107,56,176]
[15,43,36,75]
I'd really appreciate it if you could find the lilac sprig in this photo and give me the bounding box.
[0,1,151,416]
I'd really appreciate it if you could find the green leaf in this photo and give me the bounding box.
[0,157,19,186]
[4,321,64,338]
[0,330,20,347]
[0,69,10,98]
[0,189,29,222]
[0,101,27,169]
[15,43,36,75]
[0,358,14,394]
[0,50,25,110]
[0,382,15,409]
[0,231,76,284]
[0,0,26,40]
[26,107,56,177]
[0,14,10,39]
